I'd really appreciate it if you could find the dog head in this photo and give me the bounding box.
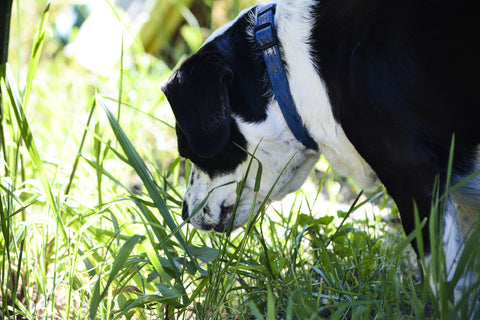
[162,5,320,232]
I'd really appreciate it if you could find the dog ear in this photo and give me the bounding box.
[162,54,234,158]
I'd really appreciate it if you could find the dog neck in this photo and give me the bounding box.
[272,0,380,190]
[254,3,318,151]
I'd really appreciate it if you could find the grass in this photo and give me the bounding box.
[1,1,479,319]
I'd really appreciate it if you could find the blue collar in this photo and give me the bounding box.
[254,3,318,151]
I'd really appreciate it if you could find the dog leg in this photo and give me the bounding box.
[438,197,479,319]
[443,197,465,288]
[455,202,480,318]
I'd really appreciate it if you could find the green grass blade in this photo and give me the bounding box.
[102,96,174,129]
[248,301,265,320]
[22,2,50,109]
[97,96,174,229]
[89,234,142,320]
[65,98,96,195]
[103,235,142,297]
[117,34,124,122]
[1,64,67,241]
[97,95,199,272]
[267,282,275,320]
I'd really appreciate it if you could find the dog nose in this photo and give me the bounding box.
[181,201,189,221]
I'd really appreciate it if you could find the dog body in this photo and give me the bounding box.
[162,0,480,297]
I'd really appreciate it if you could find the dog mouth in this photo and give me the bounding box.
[183,200,236,232]
[213,203,235,232]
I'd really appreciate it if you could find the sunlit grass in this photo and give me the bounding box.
[1,1,479,319]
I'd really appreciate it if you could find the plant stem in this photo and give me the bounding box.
[1,0,14,65]
[1,0,14,177]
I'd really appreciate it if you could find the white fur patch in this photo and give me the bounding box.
[274,0,379,191]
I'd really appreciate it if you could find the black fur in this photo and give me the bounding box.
[310,0,480,250]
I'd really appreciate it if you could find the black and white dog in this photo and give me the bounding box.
[162,0,479,300]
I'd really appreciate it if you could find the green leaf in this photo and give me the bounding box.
[248,301,265,320]
[112,294,164,320]
[117,293,127,309]
[188,245,219,263]
[154,283,184,308]
[317,215,334,225]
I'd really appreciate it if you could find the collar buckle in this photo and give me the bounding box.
[254,4,278,50]
[254,22,277,51]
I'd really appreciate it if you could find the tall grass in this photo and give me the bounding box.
[1,1,479,319]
